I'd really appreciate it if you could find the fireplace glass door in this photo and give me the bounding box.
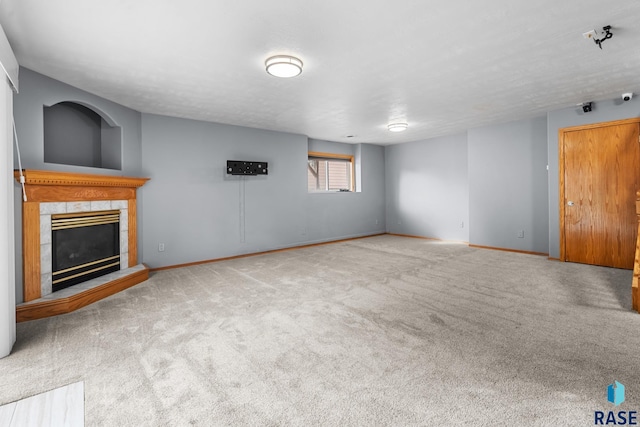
[51,210,121,292]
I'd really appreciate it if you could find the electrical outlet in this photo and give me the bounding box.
[375,219,379,225]
[517,230,524,238]
[158,243,165,252]
[461,221,464,228]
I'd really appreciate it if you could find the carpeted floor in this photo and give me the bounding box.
[1,235,639,426]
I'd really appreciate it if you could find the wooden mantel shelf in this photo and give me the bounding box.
[14,169,149,188]
[15,169,150,321]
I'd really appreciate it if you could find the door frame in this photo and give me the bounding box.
[558,117,640,263]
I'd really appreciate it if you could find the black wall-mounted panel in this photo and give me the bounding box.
[227,160,268,175]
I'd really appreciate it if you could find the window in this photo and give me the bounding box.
[307,152,354,192]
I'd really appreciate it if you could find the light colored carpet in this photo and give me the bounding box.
[1,235,639,426]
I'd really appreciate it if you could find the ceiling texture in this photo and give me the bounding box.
[1,0,640,145]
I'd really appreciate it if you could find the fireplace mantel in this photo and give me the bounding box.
[14,170,149,194]
[14,169,150,321]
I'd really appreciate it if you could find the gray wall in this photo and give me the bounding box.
[384,117,548,253]
[101,120,122,170]
[43,102,102,168]
[12,68,143,303]
[306,139,385,239]
[468,116,548,253]
[140,114,386,269]
[13,68,141,175]
[547,98,640,259]
[41,102,122,170]
[309,138,355,156]
[385,133,469,241]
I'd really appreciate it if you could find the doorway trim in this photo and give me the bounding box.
[558,117,640,263]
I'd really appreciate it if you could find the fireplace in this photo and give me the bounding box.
[51,210,121,292]
[38,200,129,297]
[15,169,150,322]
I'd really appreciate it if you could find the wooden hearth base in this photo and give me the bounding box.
[16,265,149,322]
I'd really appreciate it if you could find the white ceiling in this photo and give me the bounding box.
[1,0,640,145]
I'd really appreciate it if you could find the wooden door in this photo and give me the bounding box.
[562,122,640,269]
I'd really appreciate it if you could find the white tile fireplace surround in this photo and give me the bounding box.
[15,169,150,322]
[39,200,129,298]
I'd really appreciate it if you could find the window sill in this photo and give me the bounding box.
[308,190,353,194]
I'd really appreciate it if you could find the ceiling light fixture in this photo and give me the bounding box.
[265,55,303,78]
[387,123,408,132]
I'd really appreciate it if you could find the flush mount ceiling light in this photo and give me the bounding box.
[387,123,408,132]
[265,55,303,78]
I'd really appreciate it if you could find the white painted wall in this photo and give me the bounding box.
[0,21,17,358]
[0,77,15,358]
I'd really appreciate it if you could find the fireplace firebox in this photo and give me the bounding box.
[51,210,121,292]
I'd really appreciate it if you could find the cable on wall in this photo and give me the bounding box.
[239,176,246,243]
[12,118,27,201]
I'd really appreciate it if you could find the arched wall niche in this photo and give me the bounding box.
[43,101,122,170]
